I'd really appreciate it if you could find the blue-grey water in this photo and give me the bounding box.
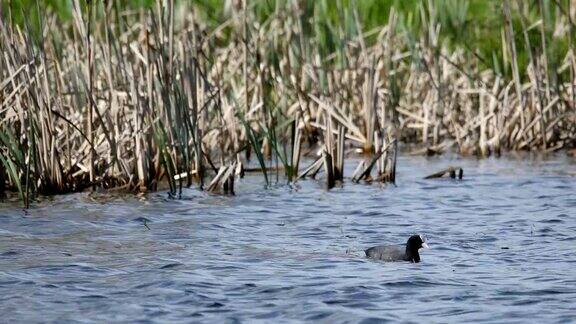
[1,154,575,323]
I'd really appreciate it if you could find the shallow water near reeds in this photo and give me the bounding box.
[1,154,576,323]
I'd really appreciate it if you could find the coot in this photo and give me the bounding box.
[365,235,429,263]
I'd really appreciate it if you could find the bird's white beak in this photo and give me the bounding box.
[421,242,430,249]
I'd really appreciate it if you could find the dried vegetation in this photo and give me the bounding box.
[1,0,575,204]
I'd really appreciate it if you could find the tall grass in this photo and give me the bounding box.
[1,0,575,204]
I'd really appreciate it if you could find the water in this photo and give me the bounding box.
[1,154,576,323]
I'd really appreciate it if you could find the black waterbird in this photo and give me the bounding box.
[365,235,429,263]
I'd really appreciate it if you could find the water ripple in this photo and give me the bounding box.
[1,154,575,322]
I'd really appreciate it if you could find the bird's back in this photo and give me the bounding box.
[365,245,407,261]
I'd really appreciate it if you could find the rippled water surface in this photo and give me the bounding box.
[1,154,576,323]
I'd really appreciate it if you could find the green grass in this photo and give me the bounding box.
[4,0,570,78]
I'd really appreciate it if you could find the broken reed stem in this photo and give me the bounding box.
[322,149,335,189]
[298,157,323,180]
[207,162,236,195]
[335,125,346,181]
[351,160,366,181]
[390,138,397,184]
[352,139,397,183]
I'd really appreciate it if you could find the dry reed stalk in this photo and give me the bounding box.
[351,160,366,181]
[538,0,551,103]
[516,0,547,149]
[375,131,383,175]
[1,1,575,203]
[290,116,302,180]
[479,88,488,157]
[86,0,95,190]
[390,137,397,184]
[335,125,346,181]
[0,161,5,196]
[503,0,526,132]
[362,59,377,152]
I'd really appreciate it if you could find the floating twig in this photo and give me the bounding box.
[424,167,464,180]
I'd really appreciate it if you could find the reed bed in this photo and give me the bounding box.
[1,0,575,204]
